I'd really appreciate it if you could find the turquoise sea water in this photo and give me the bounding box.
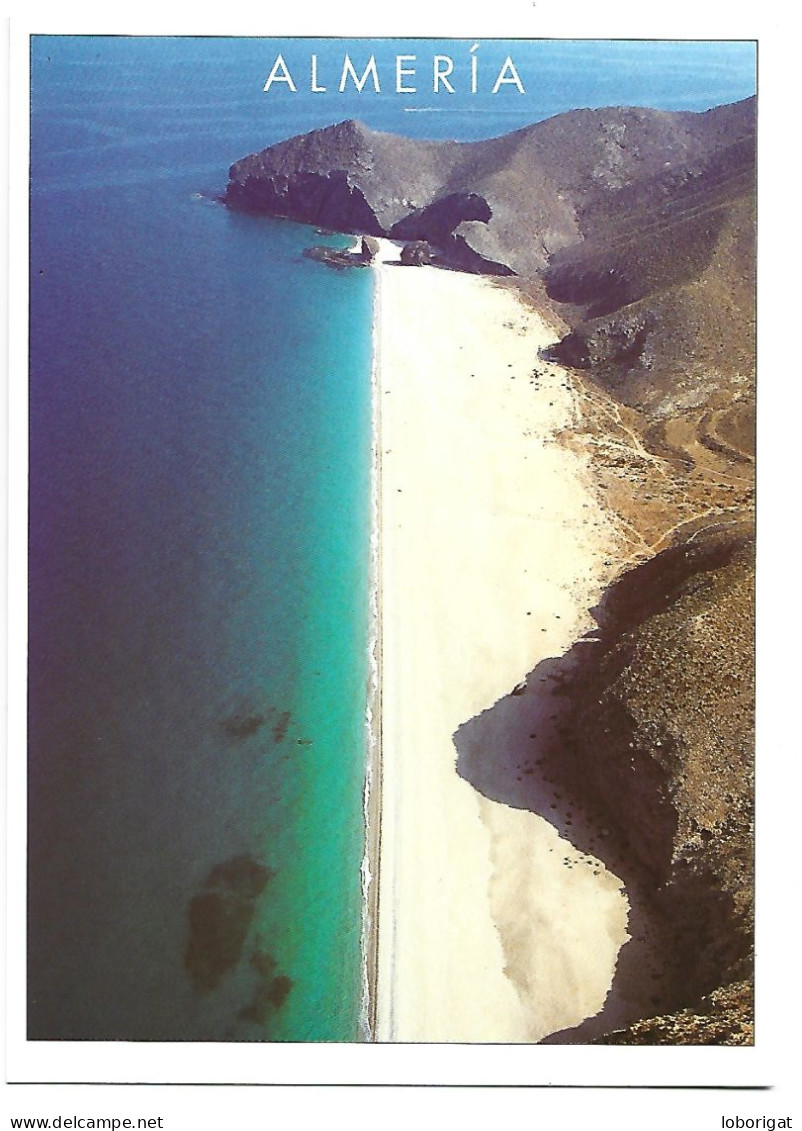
[29,46,374,1041]
[27,35,755,1042]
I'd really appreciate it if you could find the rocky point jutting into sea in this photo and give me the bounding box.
[225,97,756,1044]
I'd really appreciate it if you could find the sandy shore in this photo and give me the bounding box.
[371,244,632,1043]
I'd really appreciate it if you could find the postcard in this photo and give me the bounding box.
[3,2,797,1127]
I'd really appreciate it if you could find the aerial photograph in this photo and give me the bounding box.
[26,35,756,1045]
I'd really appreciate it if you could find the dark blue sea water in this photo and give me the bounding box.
[27,35,755,1042]
[28,40,377,1043]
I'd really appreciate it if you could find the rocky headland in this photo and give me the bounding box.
[225,98,756,1044]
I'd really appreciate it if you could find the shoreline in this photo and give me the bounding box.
[366,242,636,1042]
[360,253,383,1042]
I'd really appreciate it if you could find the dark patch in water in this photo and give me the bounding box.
[267,975,294,1010]
[184,854,275,993]
[221,712,266,739]
[185,892,252,993]
[272,710,292,744]
[220,703,293,744]
[205,855,273,900]
[238,944,295,1025]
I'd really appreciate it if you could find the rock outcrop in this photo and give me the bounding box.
[360,235,381,261]
[399,240,433,267]
[304,242,373,270]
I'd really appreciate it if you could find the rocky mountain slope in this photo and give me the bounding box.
[225,99,756,1045]
[226,98,754,284]
[227,99,755,438]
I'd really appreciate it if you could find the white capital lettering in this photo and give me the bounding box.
[433,55,455,93]
[263,54,297,93]
[339,54,381,93]
[491,56,525,94]
[396,55,417,93]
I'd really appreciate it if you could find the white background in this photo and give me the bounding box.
[2,1,799,1127]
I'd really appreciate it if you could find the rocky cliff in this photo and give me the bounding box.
[455,522,755,1046]
[560,530,755,1036]
[226,99,755,289]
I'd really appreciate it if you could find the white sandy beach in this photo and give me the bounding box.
[372,245,632,1043]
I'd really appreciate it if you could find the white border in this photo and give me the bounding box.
[4,0,799,1119]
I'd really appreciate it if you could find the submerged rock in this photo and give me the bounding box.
[184,854,274,992]
[238,945,295,1025]
[221,711,266,739]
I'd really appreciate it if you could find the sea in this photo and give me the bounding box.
[26,35,756,1042]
